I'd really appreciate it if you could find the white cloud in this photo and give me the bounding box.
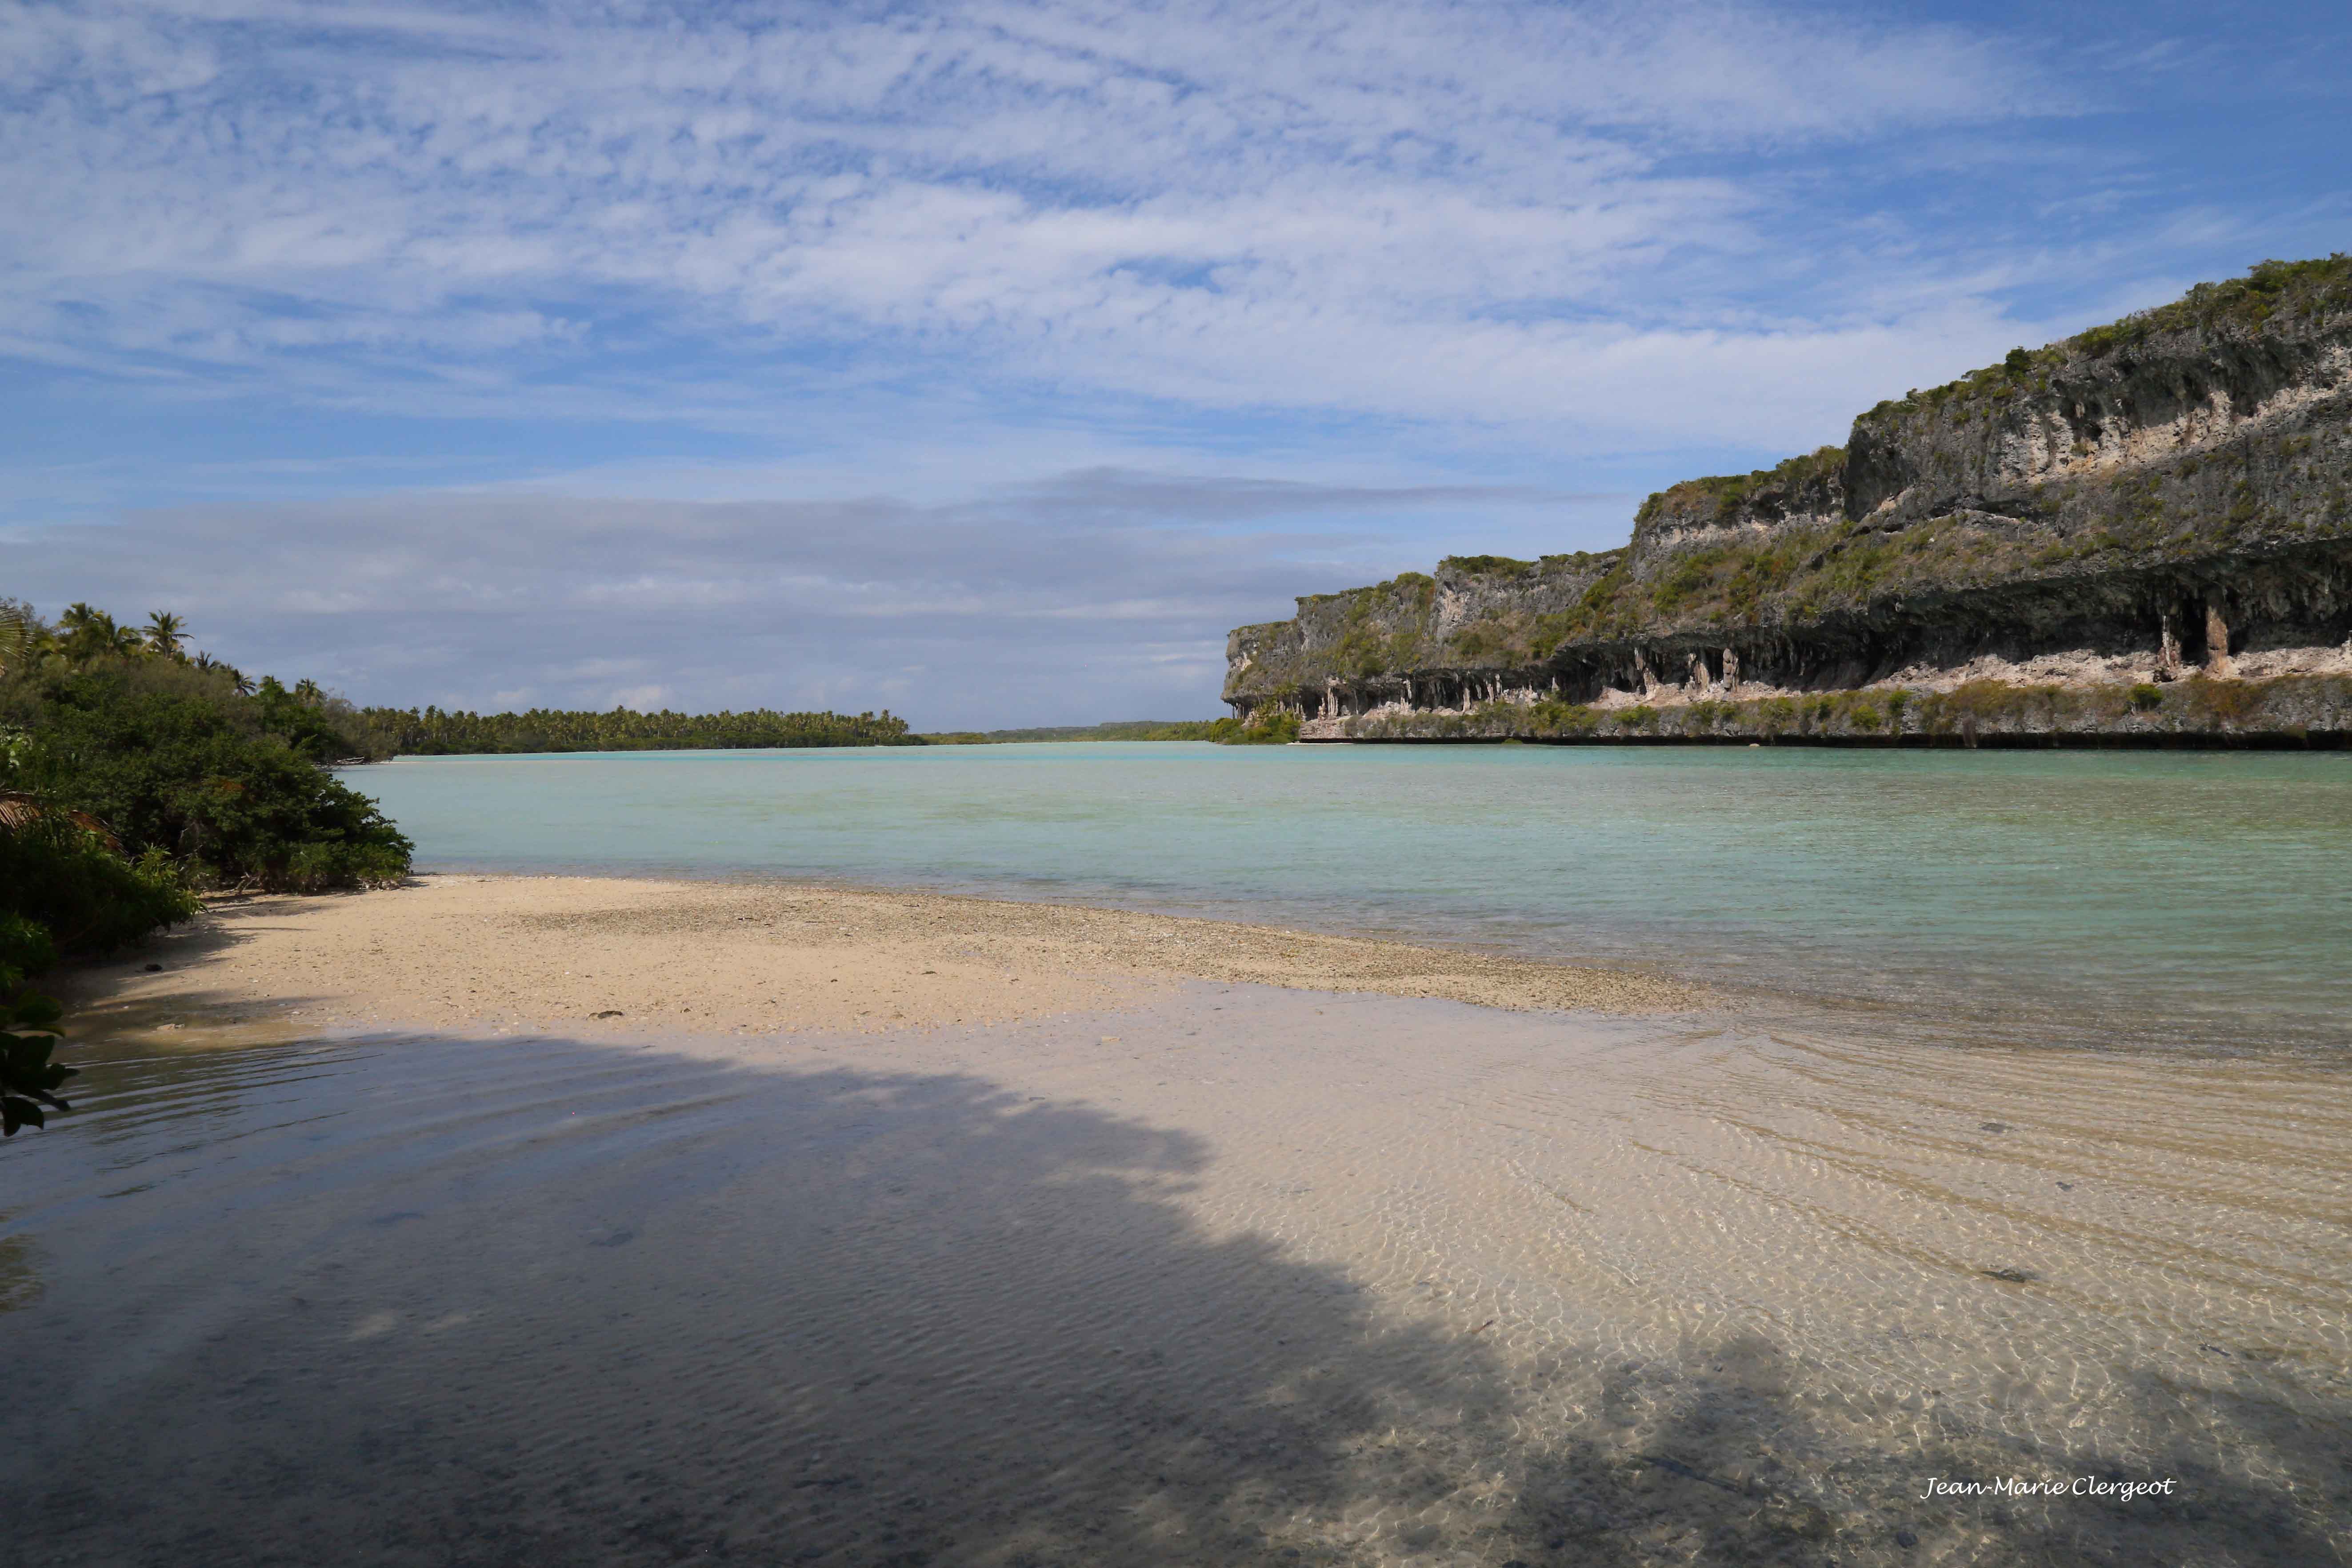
[16,0,2304,721]
[0,0,2068,448]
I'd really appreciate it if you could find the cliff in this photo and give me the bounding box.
[1224,256,2352,744]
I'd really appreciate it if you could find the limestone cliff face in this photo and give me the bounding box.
[1224,258,2352,742]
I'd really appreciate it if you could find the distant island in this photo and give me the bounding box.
[365,711,1256,752]
[363,705,917,754]
[1224,256,2352,747]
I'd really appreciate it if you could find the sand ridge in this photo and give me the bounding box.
[62,872,1701,1040]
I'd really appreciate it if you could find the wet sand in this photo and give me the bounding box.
[12,876,2349,1565]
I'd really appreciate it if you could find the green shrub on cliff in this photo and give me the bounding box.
[1208,711,1301,744]
[1440,554,1536,578]
[1633,447,1845,530]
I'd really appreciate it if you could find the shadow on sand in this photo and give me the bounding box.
[1,1029,2343,1565]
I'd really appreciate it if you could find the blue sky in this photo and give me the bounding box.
[3,0,2346,726]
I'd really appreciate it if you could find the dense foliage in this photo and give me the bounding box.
[1,595,413,1000]
[362,704,914,753]
[17,663,412,892]
[1205,711,1301,744]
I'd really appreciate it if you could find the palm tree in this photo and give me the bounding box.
[0,599,49,680]
[144,611,188,660]
[293,677,323,705]
[191,652,255,694]
[57,602,104,651]
[57,603,128,662]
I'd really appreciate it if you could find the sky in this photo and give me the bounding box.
[2,0,2346,727]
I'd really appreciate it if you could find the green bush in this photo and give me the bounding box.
[0,790,202,1143]
[0,911,57,996]
[13,664,411,890]
[0,601,421,1135]
[0,810,198,956]
[1208,710,1302,744]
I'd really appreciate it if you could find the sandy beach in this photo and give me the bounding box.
[18,874,2351,1566]
[60,872,1700,1041]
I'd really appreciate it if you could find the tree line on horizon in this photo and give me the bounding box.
[364,703,915,754]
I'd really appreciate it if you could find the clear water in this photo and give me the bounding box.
[346,743,2352,1054]
[8,1004,2347,1566]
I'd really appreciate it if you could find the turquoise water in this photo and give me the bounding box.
[346,743,2352,1052]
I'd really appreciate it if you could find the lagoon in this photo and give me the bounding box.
[352,741,2352,1055]
[7,743,2348,1565]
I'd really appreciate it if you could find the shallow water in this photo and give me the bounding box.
[10,744,2344,1564]
[349,743,2352,1054]
[5,992,2346,1566]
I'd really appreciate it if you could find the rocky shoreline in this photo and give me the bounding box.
[1304,668,2352,747]
[1225,258,2352,746]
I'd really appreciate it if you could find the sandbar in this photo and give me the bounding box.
[60,872,1698,1040]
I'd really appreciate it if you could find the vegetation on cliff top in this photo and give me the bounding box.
[2063,252,2352,356]
[1633,446,1845,530]
[1872,254,2352,420]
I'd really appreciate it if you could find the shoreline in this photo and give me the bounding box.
[59,871,1705,1044]
[27,873,2352,1564]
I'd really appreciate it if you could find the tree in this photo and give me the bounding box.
[144,611,188,660]
[0,600,49,680]
[191,652,251,690]
[58,604,139,662]
[58,603,108,659]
